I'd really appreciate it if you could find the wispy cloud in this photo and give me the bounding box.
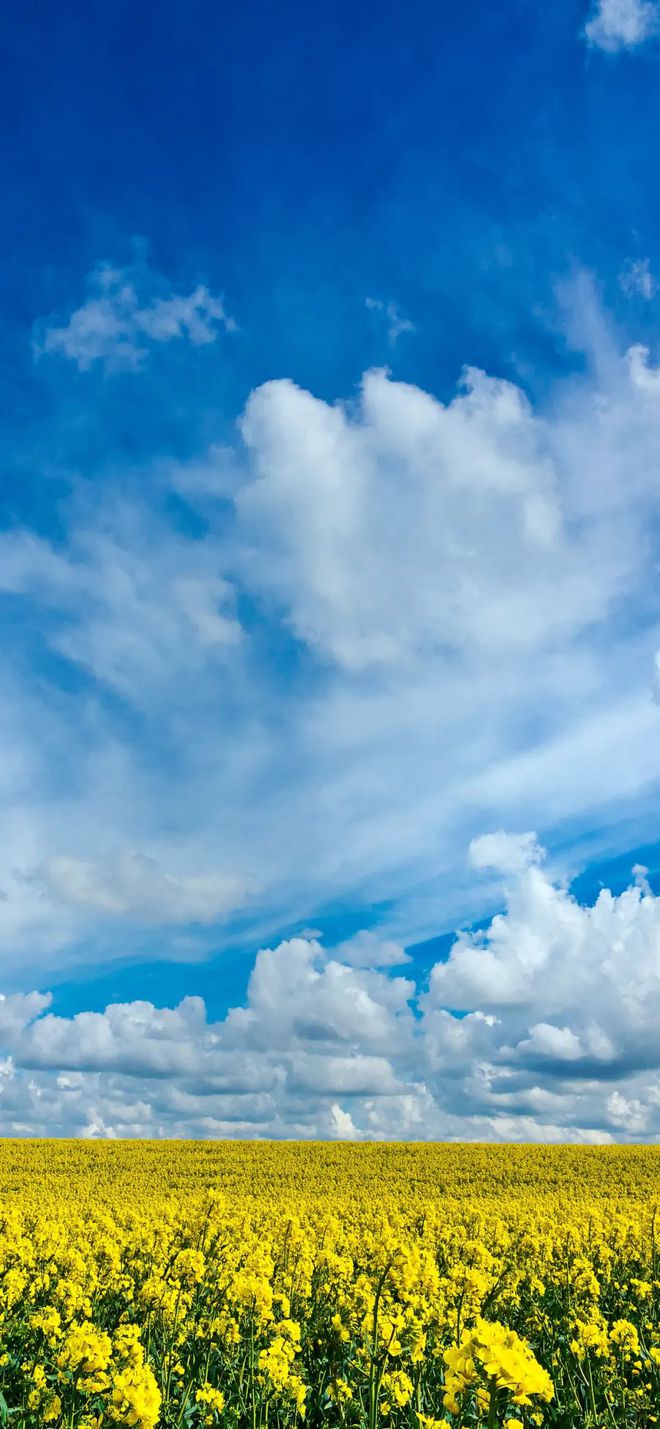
[584,0,659,52]
[3,271,660,998]
[619,256,656,298]
[365,297,415,345]
[36,851,249,925]
[0,503,241,704]
[33,259,236,372]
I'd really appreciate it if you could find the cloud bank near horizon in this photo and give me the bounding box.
[2,834,660,1141]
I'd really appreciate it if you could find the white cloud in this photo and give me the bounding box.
[236,366,582,670]
[606,1090,647,1132]
[626,342,660,392]
[0,992,52,1035]
[620,258,656,299]
[585,0,659,52]
[34,260,235,372]
[425,834,660,1094]
[20,997,211,1077]
[469,831,544,876]
[6,839,660,1138]
[0,502,241,705]
[365,298,415,344]
[514,1023,584,1061]
[223,938,416,1055]
[4,273,660,985]
[329,930,411,967]
[329,1103,359,1139]
[36,851,249,925]
[234,341,660,675]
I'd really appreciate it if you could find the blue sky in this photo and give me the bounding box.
[2,0,660,1138]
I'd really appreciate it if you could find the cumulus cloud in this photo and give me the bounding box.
[329,931,411,967]
[235,366,580,669]
[33,260,235,371]
[584,0,659,52]
[3,839,660,1140]
[329,1104,359,1138]
[469,831,544,876]
[425,831,660,1094]
[4,273,660,989]
[223,938,416,1055]
[233,343,660,675]
[20,997,210,1077]
[0,992,52,1035]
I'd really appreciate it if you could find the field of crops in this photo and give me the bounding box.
[0,1142,658,1429]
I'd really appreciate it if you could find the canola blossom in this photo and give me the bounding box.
[0,1142,657,1427]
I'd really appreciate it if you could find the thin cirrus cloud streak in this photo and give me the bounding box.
[3,834,660,1140]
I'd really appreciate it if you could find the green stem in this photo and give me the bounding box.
[368,1258,394,1429]
[250,1315,256,1429]
[586,1353,599,1426]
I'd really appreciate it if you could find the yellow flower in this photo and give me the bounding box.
[43,1392,62,1423]
[442,1320,553,1414]
[57,1321,112,1377]
[196,1383,225,1413]
[108,1363,161,1429]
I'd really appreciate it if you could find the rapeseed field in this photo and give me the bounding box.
[0,1141,657,1428]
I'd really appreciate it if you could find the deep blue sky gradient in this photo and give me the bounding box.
[3,0,660,1023]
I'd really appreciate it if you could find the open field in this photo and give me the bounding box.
[0,1142,658,1427]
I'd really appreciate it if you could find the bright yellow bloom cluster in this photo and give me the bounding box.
[443,1319,553,1415]
[195,1382,225,1425]
[108,1363,161,1428]
[0,1140,654,1428]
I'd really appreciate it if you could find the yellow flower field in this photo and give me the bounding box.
[0,1141,658,1428]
